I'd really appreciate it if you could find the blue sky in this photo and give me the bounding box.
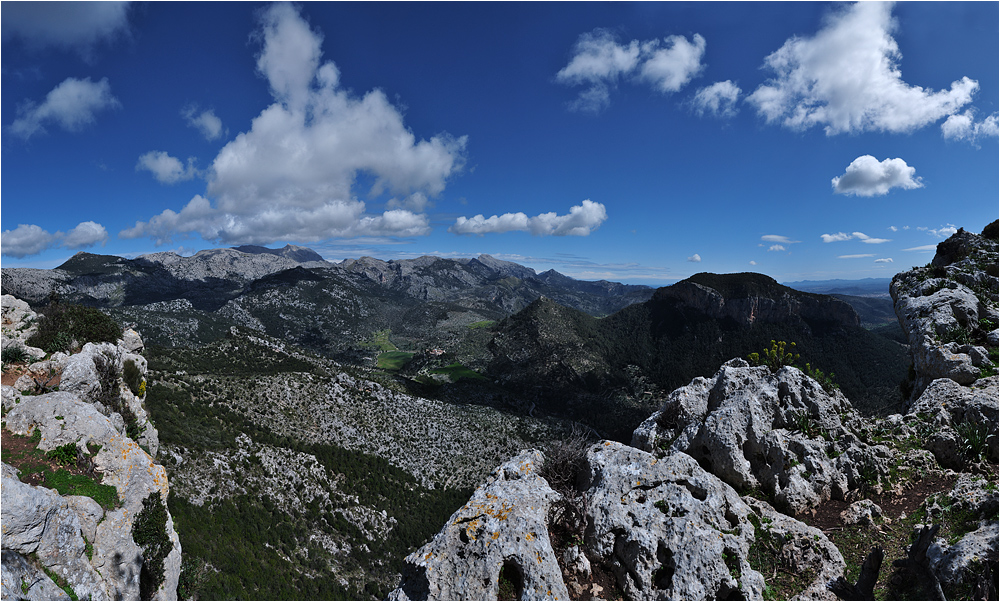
[2,1,997,284]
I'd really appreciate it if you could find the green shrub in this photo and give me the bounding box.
[44,469,119,510]
[123,359,144,396]
[27,303,121,353]
[749,340,799,372]
[133,491,171,600]
[802,363,839,393]
[956,422,993,465]
[2,344,30,366]
[46,443,79,467]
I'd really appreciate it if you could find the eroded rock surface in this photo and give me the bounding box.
[632,358,894,514]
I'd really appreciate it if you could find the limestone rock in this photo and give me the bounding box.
[633,359,893,514]
[906,377,999,467]
[891,226,999,403]
[1,295,46,361]
[927,524,998,595]
[840,500,884,528]
[2,385,179,599]
[390,450,568,601]
[583,441,764,601]
[1,549,71,601]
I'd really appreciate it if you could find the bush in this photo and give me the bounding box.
[133,491,171,600]
[94,350,143,440]
[123,359,144,397]
[749,340,799,372]
[2,344,30,366]
[27,303,121,353]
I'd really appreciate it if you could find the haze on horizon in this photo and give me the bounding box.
[2,1,997,285]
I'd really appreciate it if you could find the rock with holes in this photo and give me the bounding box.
[1,295,46,362]
[743,498,845,601]
[389,450,569,601]
[583,441,765,600]
[927,524,999,596]
[632,358,895,514]
[2,385,23,411]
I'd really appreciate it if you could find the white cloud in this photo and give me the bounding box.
[638,34,706,93]
[450,200,607,237]
[747,2,977,135]
[761,234,800,244]
[927,225,958,238]
[687,253,702,263]
[556,29,705,113]
[874,258,893,263]
[63,221,108,248]
[838,254,875,259]
[832,155,923,196]
[121,3,465,246]
[691,80,741,118]
[768,244,786,252]
[903,244,938,252]
[1,221,109,258]
[1,1,130,58]
[1,224,58,258]
[888,226,898,232]
[136,151,199,184]
[942,109,999,146]
[182,106,224,141]
[10,77,121,139]
[749,260,757,266]
[821,231,891,244]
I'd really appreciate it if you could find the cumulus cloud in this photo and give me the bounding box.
[10,77,121,139]
[63,221,109,248]
[638,34,706,93]
[1,1,130,58]
[821,232,891,244]
[768,244,786,252]
[1,221,109,258]
[691,80,741,118]
[875,258,893,263]
[941,109,999,145]
[749,260,757,266]
[747,2,977,135]
[832,155,923,196]
[121,3,465,246]
[687,254,702,263]
[182,106,224,141]
[556,29,705,113]
[136,151,199,184]
[450,200,607,237]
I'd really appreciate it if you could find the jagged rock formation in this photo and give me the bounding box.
[1,303,181,601]
[1,295,46,361]
[391,441,844,601]
[631,358,895,515]
[891,222,999,404]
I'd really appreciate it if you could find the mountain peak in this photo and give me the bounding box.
[232,244,324,263]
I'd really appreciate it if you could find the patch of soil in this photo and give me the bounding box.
[0,363,62,389]
[803,473,956,533]
[1,426,102,486]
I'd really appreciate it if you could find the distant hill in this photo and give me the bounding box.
[784,277,893,298]
[487,272,909,440]
[0,246,653,357]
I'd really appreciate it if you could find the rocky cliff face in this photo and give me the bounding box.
[891,222,999,405]
[654,272,861,331]
[1,295,181,601]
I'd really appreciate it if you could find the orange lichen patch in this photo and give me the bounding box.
[492,532,500,540]
[525,532,535,542]
[535,551,543,564]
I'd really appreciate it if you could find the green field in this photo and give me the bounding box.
[428,363,486,382]
[376,351,414,370]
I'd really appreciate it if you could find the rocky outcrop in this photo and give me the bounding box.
[654,272,860,330]
[632,358,894,514]
[1,317,180,600]
[905,376,999,468]
[392,441,843,601]
[891,224,999,404]
[1,295,46,361]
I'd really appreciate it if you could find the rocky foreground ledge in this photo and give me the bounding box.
[392,223,999,601]
[1,295,181,601]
